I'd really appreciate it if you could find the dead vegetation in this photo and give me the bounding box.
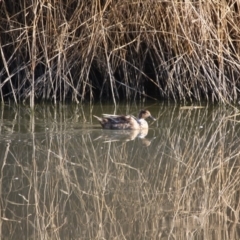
[1,0,240,105]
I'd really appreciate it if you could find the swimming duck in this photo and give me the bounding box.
[93,110,156,130]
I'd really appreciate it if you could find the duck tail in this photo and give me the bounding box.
[93,115,102,122]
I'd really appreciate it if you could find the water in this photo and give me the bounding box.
[0,102,240,239]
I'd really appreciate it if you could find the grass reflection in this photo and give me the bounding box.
[0,104,240,239]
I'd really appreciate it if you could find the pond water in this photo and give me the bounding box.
[0,102,240,239]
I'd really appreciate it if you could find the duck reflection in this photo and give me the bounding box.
[94,128,154,146]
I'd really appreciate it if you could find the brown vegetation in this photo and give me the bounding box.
[1,0,240,105]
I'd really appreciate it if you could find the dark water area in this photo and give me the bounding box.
[0,102,240,239]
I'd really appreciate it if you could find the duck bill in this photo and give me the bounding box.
[150,115,156,121]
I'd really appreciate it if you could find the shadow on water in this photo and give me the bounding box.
[1,102,240,239]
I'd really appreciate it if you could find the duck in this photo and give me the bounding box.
[93,110,156,130]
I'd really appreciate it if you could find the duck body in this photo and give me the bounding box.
[94,110,156,130]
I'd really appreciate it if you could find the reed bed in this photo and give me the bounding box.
[0,104,240,239]
[1,0,240,105]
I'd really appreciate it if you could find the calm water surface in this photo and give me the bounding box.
[0,102,240,239]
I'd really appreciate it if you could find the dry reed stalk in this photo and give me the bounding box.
[0,0,240,104]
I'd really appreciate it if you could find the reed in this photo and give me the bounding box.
[1,0,240,105]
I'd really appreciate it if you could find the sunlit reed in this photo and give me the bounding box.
[1,1,240,105]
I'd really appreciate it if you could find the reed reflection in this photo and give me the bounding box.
[0,103,240,239]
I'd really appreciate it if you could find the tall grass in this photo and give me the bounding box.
[1,0,240,105]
